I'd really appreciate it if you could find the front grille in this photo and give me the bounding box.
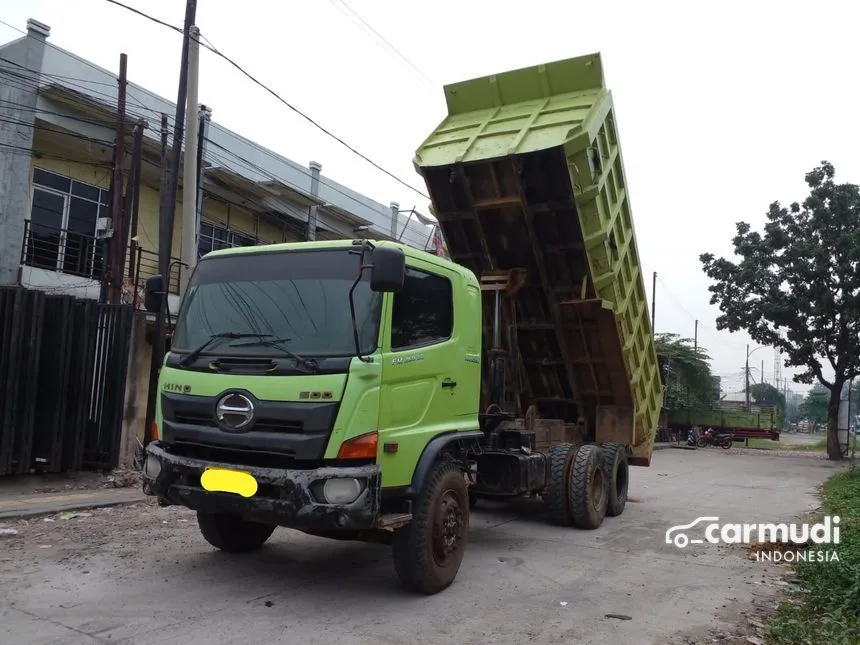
[169,440,297,469]
[173,413,303,433]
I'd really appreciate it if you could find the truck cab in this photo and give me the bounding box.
[141,240,484,594]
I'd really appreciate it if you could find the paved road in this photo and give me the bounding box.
[0,449,843,645]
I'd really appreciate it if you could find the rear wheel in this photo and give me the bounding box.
[392,459,469,595]
[568,444,608,529]
[601,442,629,517]
[544,442,575,526]
[196,512,277,553]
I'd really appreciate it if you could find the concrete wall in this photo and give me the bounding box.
[118,311,151,466]
[0,21,49,285]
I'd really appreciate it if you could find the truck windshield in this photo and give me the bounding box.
[172,248,381,358]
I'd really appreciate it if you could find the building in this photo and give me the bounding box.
[0,18,441,313]
[0,18,445,469]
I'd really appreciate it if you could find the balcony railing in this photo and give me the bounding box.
[22,221,182,310]
[22,219,105,280]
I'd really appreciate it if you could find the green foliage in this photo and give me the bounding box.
[653,333,716,408]
[768,469,860,644]
[750,382,787,412]
[799,385,830,424]
[700,162,860,460]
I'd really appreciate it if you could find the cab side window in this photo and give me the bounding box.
[390,268,453,351]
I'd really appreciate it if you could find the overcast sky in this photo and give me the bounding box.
[2,0,859,396]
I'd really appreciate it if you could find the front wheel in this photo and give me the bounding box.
[196,512,277,553]
[392,459,469,594]
[721,438,732,449]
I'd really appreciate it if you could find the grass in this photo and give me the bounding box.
[741,437,828,452]
[767,467,860,644]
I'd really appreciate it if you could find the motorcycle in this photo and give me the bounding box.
[699,427,733,449]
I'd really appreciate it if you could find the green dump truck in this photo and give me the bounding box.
[140,52,663,595]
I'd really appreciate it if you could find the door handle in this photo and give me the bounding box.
[441,378,457,389]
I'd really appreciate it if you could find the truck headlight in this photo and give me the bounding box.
[322,478,363,505]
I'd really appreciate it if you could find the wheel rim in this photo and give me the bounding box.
[432,488,465,567]
[591,465,606,510]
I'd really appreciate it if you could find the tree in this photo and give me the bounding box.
[653,333,717,408]
[749,382,786,413]
[799,385,829,425]
[700,161,860,460]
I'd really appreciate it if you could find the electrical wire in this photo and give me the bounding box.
[2,50,437,247]
[326,0,436,87]
[103,0,431,200]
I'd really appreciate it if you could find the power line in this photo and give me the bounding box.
[104,0,431,200]
[327,0,435,87]
[2,37,437,246]
[202,136,434,250]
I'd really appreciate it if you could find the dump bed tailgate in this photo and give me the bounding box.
[414,53,663,465]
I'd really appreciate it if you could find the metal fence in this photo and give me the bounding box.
[21,221,182,311]
[0,286,134,475]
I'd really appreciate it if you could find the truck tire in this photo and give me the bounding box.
[601,442,629,517]
[545,442,575,526]
[392,459,469,594]
[196,512,277,553]
[568,444,608,529]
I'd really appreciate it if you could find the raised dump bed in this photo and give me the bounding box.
[414,52,663,465]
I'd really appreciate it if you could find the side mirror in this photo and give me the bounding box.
[370,246,406,293]
[144,274,165,313]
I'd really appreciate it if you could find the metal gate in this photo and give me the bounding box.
[0,286,133,475]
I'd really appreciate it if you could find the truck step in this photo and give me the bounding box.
[374,513,413,531]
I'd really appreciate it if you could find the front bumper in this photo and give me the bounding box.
[142,441,381,531]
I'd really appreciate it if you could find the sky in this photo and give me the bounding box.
[2,0,859,397]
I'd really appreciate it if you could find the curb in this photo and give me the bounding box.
[0,488,146,521]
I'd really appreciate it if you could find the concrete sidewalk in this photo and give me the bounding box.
[0,487,145,520]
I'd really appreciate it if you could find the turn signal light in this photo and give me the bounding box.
[337,431,378,460]
[151,421,159,441]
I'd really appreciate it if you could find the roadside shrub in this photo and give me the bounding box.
[768,469,860,644]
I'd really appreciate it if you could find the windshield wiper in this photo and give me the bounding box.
[229,337,318,371]
[179,332,272,367]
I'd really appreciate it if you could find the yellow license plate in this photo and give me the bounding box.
[200,468,258,498]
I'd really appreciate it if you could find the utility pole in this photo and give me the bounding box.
[126,119,145,284]
[161,0,198,287]
[194,105,212,257]
[651,271,657,336]
[761,359,765,386]
[179,24,201,296]
[106,52,128,305]
[745,344,750,411]
[147,0,197,447]
[694,319,698,351]
[144,114,171,449]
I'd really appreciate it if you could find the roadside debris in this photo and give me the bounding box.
[57,511,91,521]
[605,614,633,621]
[0,525,18,536]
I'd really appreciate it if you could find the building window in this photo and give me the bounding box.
[198,221,257,259]
[26,168,109,279]
[390,268,453,351]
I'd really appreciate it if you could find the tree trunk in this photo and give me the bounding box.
[826,383,844,461]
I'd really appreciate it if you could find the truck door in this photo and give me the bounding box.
[377,261,473,488]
